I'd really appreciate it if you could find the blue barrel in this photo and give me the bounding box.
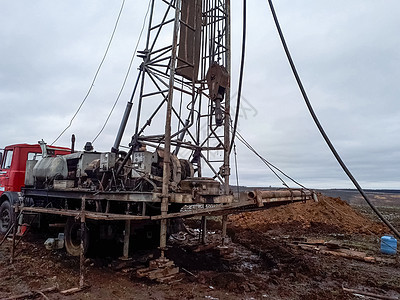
[381,236,397,255]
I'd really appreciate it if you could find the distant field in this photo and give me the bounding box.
[236,186,400,207]
[318,189,400,207]
[318,189,400,229]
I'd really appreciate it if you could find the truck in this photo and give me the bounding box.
[0,141,313,258]
[0,1,315,267]
[0,138,234,257]
[0,143,71,235]
[16,139,236,257]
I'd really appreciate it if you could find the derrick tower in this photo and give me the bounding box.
[112,0,232,251]
[113,0,231,194]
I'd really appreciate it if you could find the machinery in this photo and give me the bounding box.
[11,0,235,258]
[1,0,314,264]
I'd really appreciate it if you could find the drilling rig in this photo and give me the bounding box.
[2,0,313,268]
[110,0,234,255]
[21,0,234,257]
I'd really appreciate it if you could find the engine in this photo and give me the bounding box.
[28,147,194,193]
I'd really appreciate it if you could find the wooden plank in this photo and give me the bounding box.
[21,195,312,222]
[149,259,174,269]
[60,285,90,295]
[23,188,161,202]
[3,286,58,300]
[21,207,79,217]
[148,267,179,280]
[342,286,399,300]
[20,207,150,221]
[85,212,150,221]
[318,249,376,262]
[157,274,179,283]
[296,243,377,263]
[297,244,319,251]
[304,239,325,245]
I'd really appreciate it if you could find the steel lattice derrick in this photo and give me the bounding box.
[126,0,231,187]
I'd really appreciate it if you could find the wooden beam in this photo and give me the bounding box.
[2,286,58,300]
[342,286,399,300]
[20,207,150,221]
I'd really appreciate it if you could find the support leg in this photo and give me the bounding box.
[221,215,228,245]
[122,220,131,260]
[17,207,24,236]
[201,216,207,244]
[160,219,167,258]
[141,202,146,216]
[159,197,168,258]
[79,198,86,289]
[10,205,18,264]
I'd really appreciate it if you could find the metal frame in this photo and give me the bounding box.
[19,189,313,221]
[118,0,231,188]
[110,0,232,254]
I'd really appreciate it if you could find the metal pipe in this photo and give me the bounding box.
[223,0,231,195]
[173,118,190,155]
[132,0,154,143]
[71,134,75,153]
[79,197,86,288]
[160,0,182,255]
[122,220,131,259]
[112,102,133,153]
[221,214,228,245]
[112,70,142,153]
[144,69,197,141]
[10,205,18,263]
[248,189,311,199]
[149,0,174,52]
[201,216,207,244]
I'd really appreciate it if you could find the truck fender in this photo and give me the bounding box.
[0,191,24,205]
[0,192,23,235]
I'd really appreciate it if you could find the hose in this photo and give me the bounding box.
[267,0,400,239]
[229,0,247,153]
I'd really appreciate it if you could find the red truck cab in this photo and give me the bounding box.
[0,143,70,234]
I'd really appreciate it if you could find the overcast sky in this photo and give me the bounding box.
[1,1,399,189]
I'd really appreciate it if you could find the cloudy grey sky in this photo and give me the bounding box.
[0,1,399,189]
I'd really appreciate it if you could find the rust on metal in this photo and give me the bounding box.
[176,0,202,81]
[206,63,230,101]
[79,197,86,289]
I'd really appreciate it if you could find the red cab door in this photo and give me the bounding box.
[0,148,14,195]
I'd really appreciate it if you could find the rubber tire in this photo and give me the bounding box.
[64,217,89,256]
[0,200,13,235]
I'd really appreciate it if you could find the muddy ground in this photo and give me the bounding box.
[1,194,400,300]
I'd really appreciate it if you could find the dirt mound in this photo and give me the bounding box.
[229,194,386,235]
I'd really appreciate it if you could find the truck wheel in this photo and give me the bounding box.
[64,217,89,256]
[0,200,13,235]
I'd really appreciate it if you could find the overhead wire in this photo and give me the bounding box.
[267,0,400,239]
[233,143,240,198]
[233,126,307,189]
[51,0,126,145]
[92,0,152,144]
[229,0,246,154]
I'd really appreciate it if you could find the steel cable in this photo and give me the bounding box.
[233,126,307,189]
[267,0,400,239]
[51,0,126,145]
[233,143,240,198]
[92,0,152,144]
[229,0,246,154]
